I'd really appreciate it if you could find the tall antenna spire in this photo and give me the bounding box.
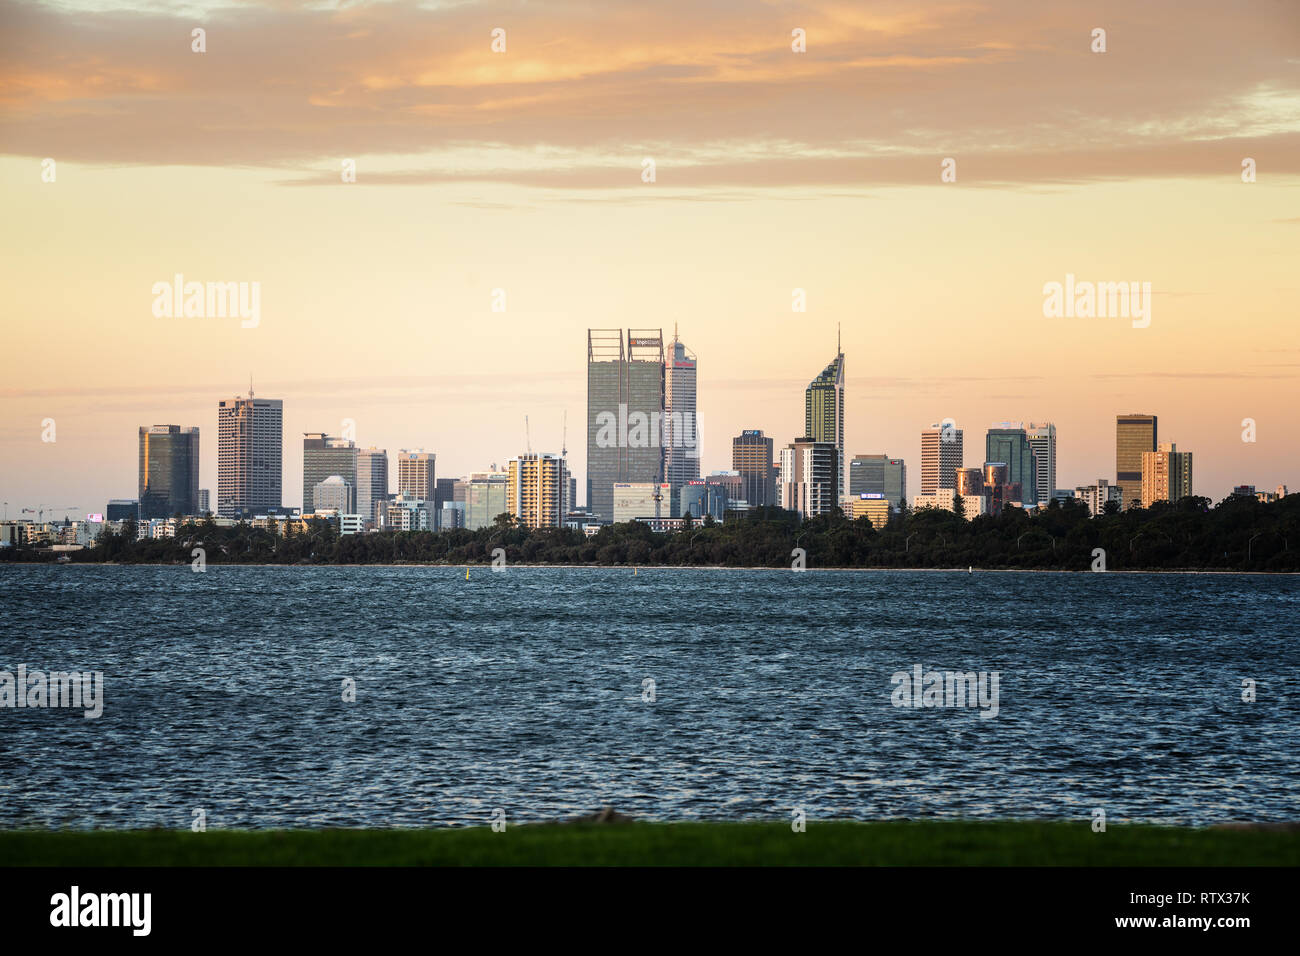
[249,373,254,399]
[837,322,841,356]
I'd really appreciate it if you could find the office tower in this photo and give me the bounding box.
[464,471,509,530]
[312,475,355,514]
[439,502,465,530]
[566,475,578,515]
[1074,479,1122,517]
[1026,422,1057,503]
[355,448,388,527]
[1116,413,1157,510]
[303,433,358,514]
[1141,442,1193,507]
[1232,485,1256,497]
[663,328,700,500]
[849,454,907,509]
[397,450,437,501]
[613,482,672,523]
[197,489,210,514]
[217,391,283,518]
[587,329,665,523]
[921,423,964,495]
[805,340,845,498]
[985,423,1039,506]
[434,477,457,510]
[508,453,567,529]
[732,429,776,508]
[779,439,839,518]
[954,467,984,497]
[705,471,743,508]
[138,425,199,518]
[982,462,1009,515]
[107,499,139,521]
[679,480,730,521]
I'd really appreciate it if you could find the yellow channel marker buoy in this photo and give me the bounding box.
[466,567,469,579]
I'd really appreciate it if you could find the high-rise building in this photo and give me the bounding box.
[464,470,509,530]
[397,449,437,501]
[197,489,210,514]
[1116,413,1157,510]
[848,454,907,509]
[303,433,358,514]
[663,328,700,501]
[312,475,355,514]
[780,438,839,518]
[613,482,671,523]
[986,423,1039,506]
[921,423,964,496]
[217,391,283,517]
[433,477,458,510]
[732,429,776,508]
[805,341,845,498]
[508,453,567,529]
[954,467,984,497]
[356,448,389,528]
[138,425,200,518]
[1026,422,1057,503]
[587,329,665,523]
[1141,442,1193,507]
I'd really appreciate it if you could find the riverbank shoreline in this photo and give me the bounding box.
[2,821,1296,866]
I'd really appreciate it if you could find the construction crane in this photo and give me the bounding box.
[22,505,79,522]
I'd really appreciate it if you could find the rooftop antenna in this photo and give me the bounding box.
[249,373,254,400]
[525,415,531,454]
[561,410,567,460]
[837,322,841,356]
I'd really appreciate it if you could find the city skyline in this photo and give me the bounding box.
[3,1,1297,514]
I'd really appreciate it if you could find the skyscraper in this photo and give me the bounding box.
[986,423,1039,506]
[732,429,776,508]
[464,470,509,530]
[920,423,964,495]
[805,339,845,498]
[508,453,567,529]
[1141,442,1193,507]
[217,391,283,517]
[780,438,839,518]
[1116,413,1158,510]
[138,425,199,518]
[849,454,907,509]
[663,327,700,500]
[586,329,665,523]
[312,475,355,514]
[303,433,358,513]
[356,447,389,527]
[1026,422,1057,503]
[397,450,436,500]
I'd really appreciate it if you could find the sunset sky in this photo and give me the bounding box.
[2,0,1297,515]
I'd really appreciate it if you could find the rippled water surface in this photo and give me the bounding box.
[1,565,1296,828]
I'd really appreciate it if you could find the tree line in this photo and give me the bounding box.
[4,493,1297,572]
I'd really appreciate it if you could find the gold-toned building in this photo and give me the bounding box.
[843,494,892,530]
[508,453,567,529]
[1141,442,1193,507]
[1116,413,1157,509]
